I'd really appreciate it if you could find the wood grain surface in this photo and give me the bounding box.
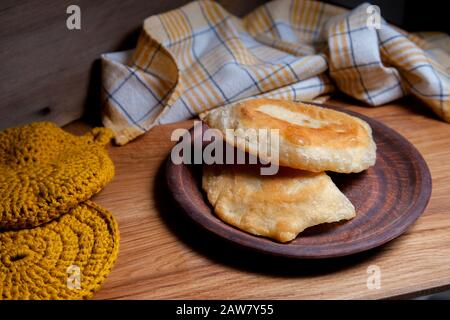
[66,97,450,299]
[0,0,267,130]
[165,107,432,259]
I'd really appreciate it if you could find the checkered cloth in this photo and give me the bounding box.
[102,0,450,145]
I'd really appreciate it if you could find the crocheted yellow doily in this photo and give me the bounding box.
[0,122,115,230]
[0,201,119,300]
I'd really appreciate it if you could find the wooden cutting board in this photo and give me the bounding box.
[65,98,450,299]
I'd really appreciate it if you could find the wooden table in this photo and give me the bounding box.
[67,97,450,299]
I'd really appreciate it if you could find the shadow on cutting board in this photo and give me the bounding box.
[154,160,386,279]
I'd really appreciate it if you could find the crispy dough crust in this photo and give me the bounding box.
[201,99,376,173]
[203,165,355,243]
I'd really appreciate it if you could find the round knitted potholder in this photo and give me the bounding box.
[0,201,119,300]
[0,122,115,230]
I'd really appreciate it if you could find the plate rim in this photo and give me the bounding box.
[165,104,432,259]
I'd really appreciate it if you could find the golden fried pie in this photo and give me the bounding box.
[202,165,355,242]
[201,98,376,173]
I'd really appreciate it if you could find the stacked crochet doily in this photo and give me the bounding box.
[0,122,119,299]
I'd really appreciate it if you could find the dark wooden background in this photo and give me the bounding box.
[1,0,446,130]
[0,0,267,129]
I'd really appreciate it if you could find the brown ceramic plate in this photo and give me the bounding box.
[166,104,432,258]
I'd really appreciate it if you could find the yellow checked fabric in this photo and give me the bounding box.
[0,122,115,230]
[102,0,450,145]
[0,201,120,300]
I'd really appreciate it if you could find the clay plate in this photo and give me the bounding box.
[165,104,432,258]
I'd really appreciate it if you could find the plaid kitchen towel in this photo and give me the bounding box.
[102,0,450,145]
